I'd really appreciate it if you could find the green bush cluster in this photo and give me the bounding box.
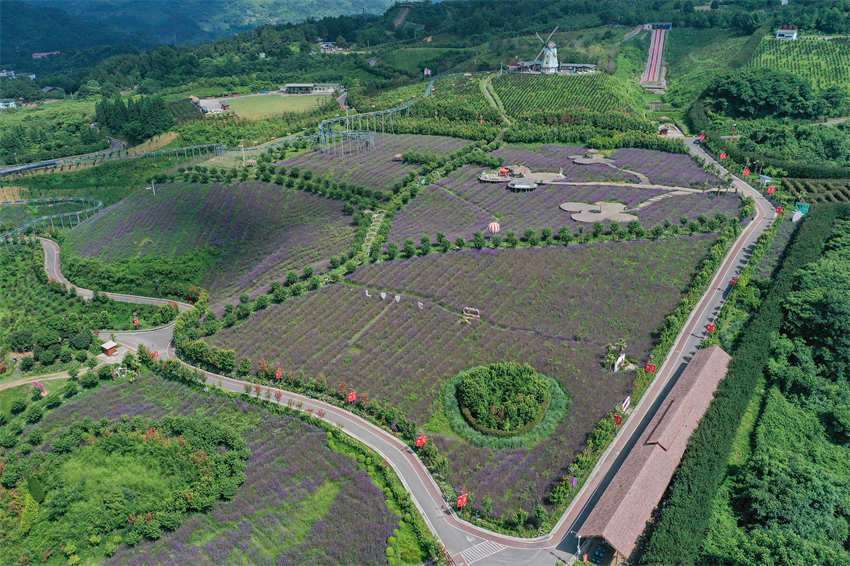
[638,203,847,565]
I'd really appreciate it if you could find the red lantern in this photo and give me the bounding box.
[348,391,357,402]
[415,435,428,447]
[767,186,775,194]
[645,362,657,373]
[705,323,717,333]
[275,367,282,380]
[776,206,784,214]
[742,168,750,176]
[153,351,159,360]
[457,493,468,507]
[133,317,139,327]
[720,153,727,160]
[699,134,705,141]
[613,414,623,426]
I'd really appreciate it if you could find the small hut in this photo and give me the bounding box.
[101,340,118,357]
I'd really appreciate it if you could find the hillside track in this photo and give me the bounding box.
[36,143,774,564]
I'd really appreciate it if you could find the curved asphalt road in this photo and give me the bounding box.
[36,142,775,565]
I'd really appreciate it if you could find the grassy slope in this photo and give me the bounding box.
[227,95,333,119]
[747,36,850,91]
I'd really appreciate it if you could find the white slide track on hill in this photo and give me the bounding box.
[37,147,774,564]
[641,28,668,84]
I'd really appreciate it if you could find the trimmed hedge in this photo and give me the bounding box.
[442,368,569,449]
[637,203,847,565]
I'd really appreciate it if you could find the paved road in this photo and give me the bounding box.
[35,144,775,565]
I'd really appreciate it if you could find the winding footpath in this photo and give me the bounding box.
[34,142,775,564]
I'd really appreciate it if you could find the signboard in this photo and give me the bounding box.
[719,153,727,160]
[698,134,705,141]
[415,435,428,447]
[742,168,751,176]
[613,414,623,426]
[348,391,357,402]
[571,476,578,488]
[133,317,139,327]
[645,362,657,374]
[767,186,776,194]
[759,174,772,185]
[795,202,810,215]
[457,493,468,507]
[705,323,717,333]
[153,351,159,360]
[776,206,785,214]
[275,367,282,380]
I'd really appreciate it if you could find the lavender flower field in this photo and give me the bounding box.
[65,182,357,304]
[208,236,716,516]
[492,144,639,182]
[278,134,472,194]
[26,376,400,565]
[388,165,741,244]
[610,148,721,188]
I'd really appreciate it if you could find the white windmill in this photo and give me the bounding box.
[535,26,560,74]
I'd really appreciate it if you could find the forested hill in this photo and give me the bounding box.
[0,1,145,64]
[23,0,396,45]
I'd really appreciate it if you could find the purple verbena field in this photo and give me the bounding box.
[278,134,472,194]
[208,236,716,517]
[610,148,721,188]
[388,165,741,244]
[65,182,357,304]
[26,376,398,566]
[492,144,639,182]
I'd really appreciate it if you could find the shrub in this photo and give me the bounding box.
[11,399,27,414]
[23,404,42,424]
[20,356,35,371]
[80,372,99,389]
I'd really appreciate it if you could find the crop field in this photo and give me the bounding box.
[6,376,402,565]
[747,37,850,91]
[388,164,741,243]
[411,75,502,123]
[277,134,472,194]
[352,82,428,112]
[492,73,638,117]
[208,237,717,516]
[227,94,333,119]
[781,178,850,202]
[610,148,721,188]
[64,182,357,304]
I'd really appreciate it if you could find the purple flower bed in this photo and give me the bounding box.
[30,377,398,565]
[388,165,741,244]
[492,144,640,183]
[209,236,717,517]
[66,182,358,305]
[278,134,472,194]
[610,148,721,188]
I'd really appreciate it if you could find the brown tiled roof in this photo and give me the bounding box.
[578,346,732,558]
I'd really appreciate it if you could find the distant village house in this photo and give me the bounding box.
[282,83,341,95]
[32,51,61,59]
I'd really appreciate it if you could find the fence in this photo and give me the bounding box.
[0,197,103,244]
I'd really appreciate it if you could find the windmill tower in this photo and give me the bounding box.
[536,26,559,74]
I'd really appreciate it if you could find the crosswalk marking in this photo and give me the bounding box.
[460,540,507,564]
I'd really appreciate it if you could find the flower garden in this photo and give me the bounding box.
[64,182,359,305]
[0,375,417,565]
[278,134,473,195]
[609,148,721,188]
[388,163,741,244]
[207,236,718,517]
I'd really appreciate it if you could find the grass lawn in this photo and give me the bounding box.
[227,94,332,119]
[0,378,67,414]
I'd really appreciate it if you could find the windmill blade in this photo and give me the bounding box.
[546,26,559,43]
[535,47,545,62]
[535,32,545,44]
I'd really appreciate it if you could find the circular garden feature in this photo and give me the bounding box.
[442,362,569,448]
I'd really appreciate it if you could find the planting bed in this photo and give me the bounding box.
[208,236,717,516]
[64,182,357,304]
[388,165,741,243]
[278,134,473,195]
[781,178,850,203]
[492,144,639,182]
[609,148,720,188]
[7,376,401,565]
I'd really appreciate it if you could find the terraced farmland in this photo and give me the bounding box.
[492,73,639,116]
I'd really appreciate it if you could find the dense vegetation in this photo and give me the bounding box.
[747,37,850,92]
[456,363,551,435]
[0,415,248,563]
[95,95,175,145]
[0,244,169,362]
[639,203,849,565]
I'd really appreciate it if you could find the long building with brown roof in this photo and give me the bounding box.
[578,345,732,562]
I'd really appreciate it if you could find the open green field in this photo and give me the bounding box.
[227,94,333,119]
[747,36,850,91]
